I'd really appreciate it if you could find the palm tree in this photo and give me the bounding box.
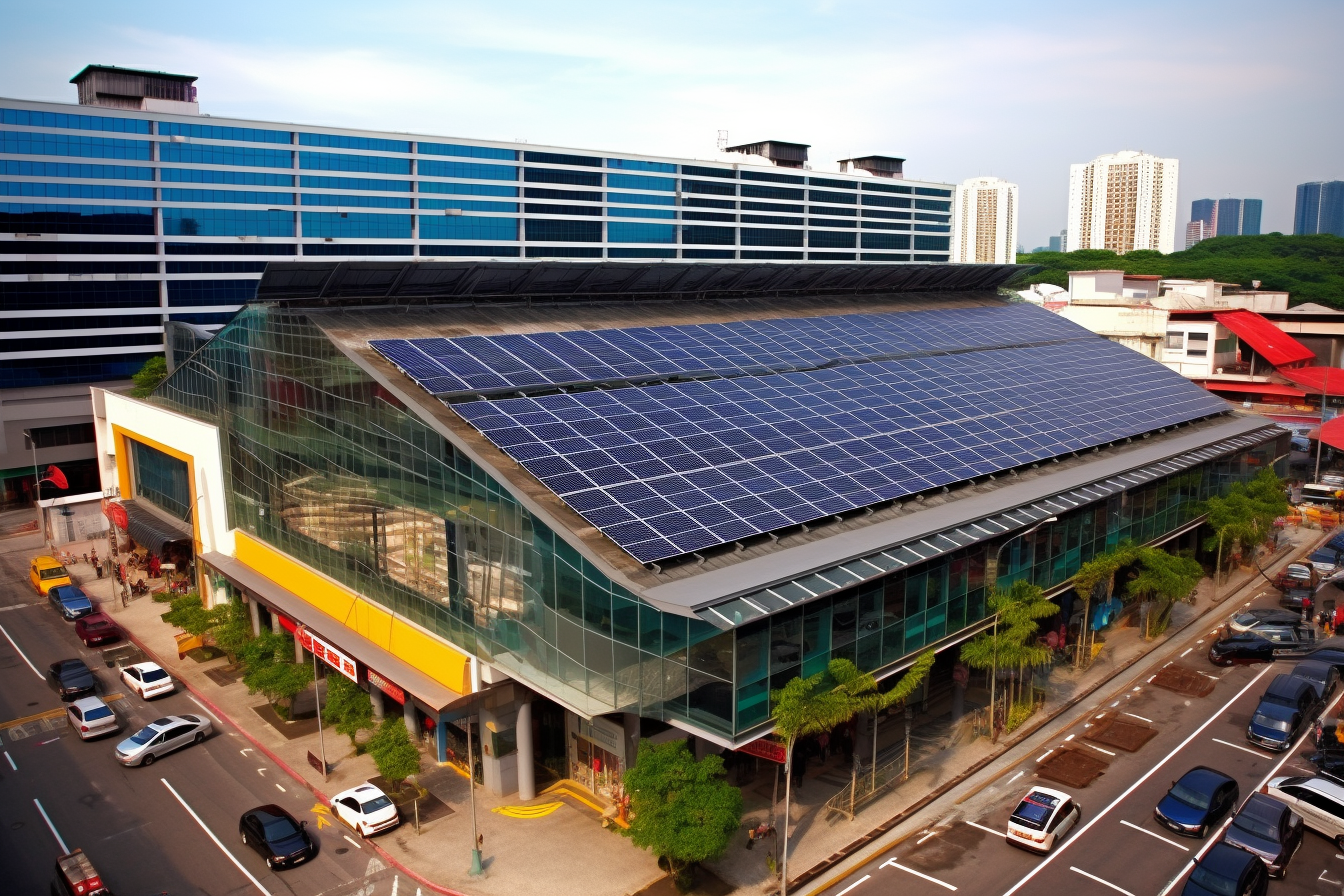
[959,580,1056,729]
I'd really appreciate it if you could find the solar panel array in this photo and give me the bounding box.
[451,336,1230,564]
[370,304,1085,397]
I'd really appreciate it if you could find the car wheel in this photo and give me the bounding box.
[141,752,155,767]
[1335,833,1344,851]
[194,731,205,745]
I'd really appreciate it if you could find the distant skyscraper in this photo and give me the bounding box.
[1295,182,1344,236]
[1048,234,1063,252]
[1185,220,1213,249]
[952,176,1018,264]
[1066,150,1179,254]
[1186,197,1261,248]
[1241,199,1262,235]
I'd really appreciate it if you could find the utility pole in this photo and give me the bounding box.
[1316,367,1332,483]
[467,714,482,876]
[24,430,46,548]
[312,648,327,780]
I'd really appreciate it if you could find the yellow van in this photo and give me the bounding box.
[30,556,71,594]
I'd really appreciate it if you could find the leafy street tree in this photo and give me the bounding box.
[1202,469,1290,588]
[210,598,253,662]
[1127,550,1204,638]
[130,355,168,398]
[623,739,743,889]
[239,631,313,714]
[366,717,422,790]
[322,673,375,748]
[160,592,225,637]
[770,652,934,896]
[959,580,1055,723]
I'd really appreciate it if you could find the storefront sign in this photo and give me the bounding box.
[366,668,405,704]
[574,714,624,754]
[737,737,787,764]
[297,626,358,683]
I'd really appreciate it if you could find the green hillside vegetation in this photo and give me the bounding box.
[1017,234,1344,308]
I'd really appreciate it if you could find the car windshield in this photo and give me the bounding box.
[1252,712,1294,733]
[1010,793,1058,831]
[83,705,113,721]
[40,567,68,579]
[360,795,393,813]
[1188,866,1238,896]
[1170,781,1213,810]
[1232,813,1280,841]
[127,726,159,745]
[262,817,300,839]
[141,668,168,682]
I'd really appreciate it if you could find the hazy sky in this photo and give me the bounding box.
[2,0,1339,248]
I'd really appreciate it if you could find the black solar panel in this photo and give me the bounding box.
[370,304,1086,397]
[452,337,1229,563]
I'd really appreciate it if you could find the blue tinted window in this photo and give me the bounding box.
[682,211,735,222]
[606,173,675,192]
[523,187,601,202]
[417,180,517,197]
[524,203,601,217]
[863,209,911,220]
[607,222,675,243]
[607,158,677,173]
[526,246,602,258]
[525,219,602,242]
[164,168,294,186]
[740,184,802,201]
[741,201,803,214]
[915,187,953,197]
[863,181,912,194]
[861,220,910,230]
[810,206,856,217]
[606,191,676,207]
[420,244,521,257]
[420,143,516,161]
[0,161,152,180]
[682,197,735,210]
[0,355,149,388]
[525,168,602,187]
[162,207,294,237]
[0,280,159,310]
[861,233,911,250]
[682,248,735,258]
[0,203,153,235]
[681,225,735,245]
[915,199,952,212]
[161,122,290,144]
[299,152,410,174]
[741,227,803,247]
[681,165,735,179]
[609,247,677,258]
[810,251,855,260]
[683,180,736,197]
[1,131,150,160]
[299,175,410,192]
[420,215,518,241]
[0,108,150,133]
[302,212,411,239]
[160,143,291,169]
[166,261,269,273]
[809,230,856,249]
[809,177,858,190]
[914,212,949,222]
[164,188,294,205]
[523,151,601,168]
[741,249,803,260]
[300,193,410,208]
[419,198,517,212]
[913,235,950,251]
[609,206,676,219]
[741,170,805,185]
[914,223,951,233]
[861,252,910,262]
[299,133,409,153]
[810,190,857,205]
[165,243,295,255]
[741,214,802,226]
[862,194,911,209]
[0,182,153,201]
[167,279,258,306]
[913,253,949,262]
[168,311,238,325]
[809,218,856,228]
[418,159,517,181]
[301,243,413,256]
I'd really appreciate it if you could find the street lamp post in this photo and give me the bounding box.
[311,649,328,781]
[467,713,482,876]
[988,516,1058,736]
[24,429,47,548]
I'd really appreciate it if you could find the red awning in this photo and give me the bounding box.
[1321,417,1344,452]
[1202,381,1307,398]
[1213,310,1316,367]
[1280,366,1344,397]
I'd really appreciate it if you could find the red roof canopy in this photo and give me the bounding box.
[1321,417,1344,453]
[1280,366,1344,397]
[1212,310,1316,368]
[1201,381,1307,398]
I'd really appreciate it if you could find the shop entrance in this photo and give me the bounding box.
[567,713,626,802]
[533,698,567,787]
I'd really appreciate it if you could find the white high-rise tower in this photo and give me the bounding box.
[952,177,1018,264]
[1066,150,1179,254]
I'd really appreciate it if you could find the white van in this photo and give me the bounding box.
[1266,775,1344,846]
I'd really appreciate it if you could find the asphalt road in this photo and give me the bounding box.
[0,547,410,896]
[816,588,1344,896]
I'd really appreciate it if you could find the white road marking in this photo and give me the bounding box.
[1147,675,1156,683]
[1180,648,1193,657]
[33,799,68,853]
[275,784,286,792]
[964,819,1001,836]
[916,829,939,845]
[881,858,956,891]
[161,778,274,896]
[257,767,267,776]
[836,875,871,896]
[1119,819,1189,851]
[1065,734,1075,741]
[1037,750,1053,762]
[344,834,364,849]
[1122,712,1153,723]
[0,622,42,679]
[1082,742,1116,756]
[38,738,58,746]
[1070,866,1135,896]
[1110,701,1120,708]
[1211,737,1271,758]
[240,747,254,756]
[1008,771,1024,785]
[187,695,221,724]
[3,751,15,770]
[1001,664,1276,896]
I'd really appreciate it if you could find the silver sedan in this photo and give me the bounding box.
[114,714,212,766]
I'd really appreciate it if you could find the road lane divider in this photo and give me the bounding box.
[0,621,42,679]
[880,858,956,891]
[1210,737,1272,758]
[963,819,1000,836]
[1070,866,1135,896]
[834,874,870,896]
[1000,663,1276,896]
[1117,819,1188,851]
[34,798,68,853]
[161,777,274,896]
[4,751,15,770]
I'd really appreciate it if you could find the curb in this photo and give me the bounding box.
[786,527,1335,896]
[119,629,468,896]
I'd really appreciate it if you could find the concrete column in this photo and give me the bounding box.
[370,686,386,722]
[247,598,261,638]
[516,699,535,801]
[295,638,304,664]
[270,612,281,634]
[623,712,641,770]
[436,716,448,763]
[403,695,418,738]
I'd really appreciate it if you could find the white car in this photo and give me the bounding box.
[331,783,400,836]
[121,662,175,699]
[1006,786,1081,853]
[66,696,119,740]
[114,714,212,766]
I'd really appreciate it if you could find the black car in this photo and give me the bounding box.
[48,659,95,702]
[1209,633,1275,666]
[1231,608,1303,631]
[1182,841,1268,896]
[1155,766,1240,837]
[1305,637,1344,671]
[239,805,316,870]
[1289,659,1339,700]
[1247,674,1323,751]
[1219,792,1304,878]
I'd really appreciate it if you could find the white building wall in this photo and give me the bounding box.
[952,177,1018,264]
[1065,151,1180,254]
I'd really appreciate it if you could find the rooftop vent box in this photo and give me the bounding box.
[723,140,810,168]
[837,155,906,179]
[70,65,199,115]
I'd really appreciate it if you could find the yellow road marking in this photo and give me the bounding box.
[310,802,332,828]
[492,801,564,819]
[1,693,123,729]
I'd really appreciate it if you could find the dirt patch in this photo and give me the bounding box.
[1151,664,1217,698]
[185,645,226,663]
[1084,716,1159,752]
[1036,747,1109,788]
[204,663,244,687]
[631,863,733,896]
[250,703,319,740]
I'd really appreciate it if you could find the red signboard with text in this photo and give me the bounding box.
[296,626,358,683]
[366,668,406,704]
[737,737,787,764]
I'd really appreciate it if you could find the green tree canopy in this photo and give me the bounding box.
[367,717,422,788]
[623,739,743,886]
[239,631,313,709]
[322,673,375,746]
[160,592,227,637]
[130,355,168,398]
